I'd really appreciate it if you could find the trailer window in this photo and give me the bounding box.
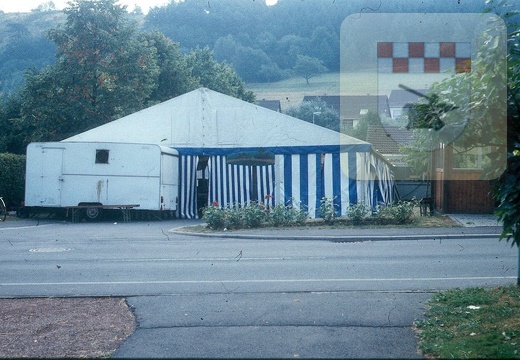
[95,149,109,164]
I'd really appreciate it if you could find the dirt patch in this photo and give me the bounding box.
[0,297,135,358]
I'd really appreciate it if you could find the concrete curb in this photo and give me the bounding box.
[170,227,502,242]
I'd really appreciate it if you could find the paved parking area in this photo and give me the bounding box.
[447,214,502,227]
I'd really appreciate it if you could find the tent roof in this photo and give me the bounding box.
[65,87,371,153]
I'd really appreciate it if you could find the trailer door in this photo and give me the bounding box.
[40,147,64,206]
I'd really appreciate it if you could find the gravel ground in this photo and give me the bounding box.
[0,297,136,358]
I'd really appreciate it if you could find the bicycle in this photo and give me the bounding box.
[0,197,6,222]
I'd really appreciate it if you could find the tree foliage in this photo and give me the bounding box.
[284,100,339,132]
[0,0,254,152]
[490,0,520,246]
[0,0,491,92]
[144,0,485,83]
[0,153,26,210]
[21,0,160,141]
[401,0,519,245]
[293,55,327,84]
[350,110,380,141]
[185,47,255,102]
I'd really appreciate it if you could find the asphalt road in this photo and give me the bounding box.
[0,218,517,358]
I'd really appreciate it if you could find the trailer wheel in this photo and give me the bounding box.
[84,207,102,221]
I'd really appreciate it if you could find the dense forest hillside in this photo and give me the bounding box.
[0,0,487,96]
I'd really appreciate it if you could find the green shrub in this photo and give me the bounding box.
[318,197,339,224]
[347,202,370,224]
[203,201,269,230]
[377,199,418,224]
[268,203,290,227]
[202,203,227,229]
[0,153,26,210]
[242,201,267,228]
[224,205,244,230]
[286,202,308,226]
[267,200,308,227]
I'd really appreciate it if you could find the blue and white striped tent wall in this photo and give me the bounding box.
[275,151,393,217]
[207,155,275,208]
[176,147,393,219]
[178,155,199,219]
[177,153,275,219]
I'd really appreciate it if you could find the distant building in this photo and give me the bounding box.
[256,99,282,112]
[366,123,414,178]
[388,88,428,119]
[302,95,390,131]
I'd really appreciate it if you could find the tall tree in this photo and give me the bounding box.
[141,31,196,103]
[21,0,160,141]
[185,47,255,102]
[293,55,327,84]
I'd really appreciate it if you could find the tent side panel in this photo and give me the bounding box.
[275,153,325,218]
[178,155,199,219]
[206,156,274,209]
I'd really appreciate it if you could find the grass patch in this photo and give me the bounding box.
[415,286,520,359]
[246,71,448,111]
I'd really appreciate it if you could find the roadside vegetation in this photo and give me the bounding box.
[199,198,456,231]
[415,286,520,359]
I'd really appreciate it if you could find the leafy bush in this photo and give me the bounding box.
[0,153,26,210]
[318,197,338,224]
[495,148,520,246]
[376,199,418,224]
[242,201,268,228]
[203,201,269,230]
[267,203,290,227]
[268,201,308,227]
[346,202,370,224]
[203,198,419,231]
[224,206,244,230]
[202,203,227,230]
[285,203,309,226]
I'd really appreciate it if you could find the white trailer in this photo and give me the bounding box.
[24,142,180,221]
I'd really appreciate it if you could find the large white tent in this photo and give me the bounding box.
[66,87,394,218]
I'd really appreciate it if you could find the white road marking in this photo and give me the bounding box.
[0,224,56,231]
[1,276,515,287]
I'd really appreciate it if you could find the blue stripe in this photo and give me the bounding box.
[348,152,358,204]
[174,145,371,156]
[299,154,308,212]
[283,155,292,205]
[332,153,342,214]
[315,154,323,218]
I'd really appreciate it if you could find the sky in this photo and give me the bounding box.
[0,0,278,14]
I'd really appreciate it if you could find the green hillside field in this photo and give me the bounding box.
[246,71,450,111]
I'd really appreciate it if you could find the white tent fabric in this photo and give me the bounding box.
[66,88,369,150]
[65,87,393,219]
